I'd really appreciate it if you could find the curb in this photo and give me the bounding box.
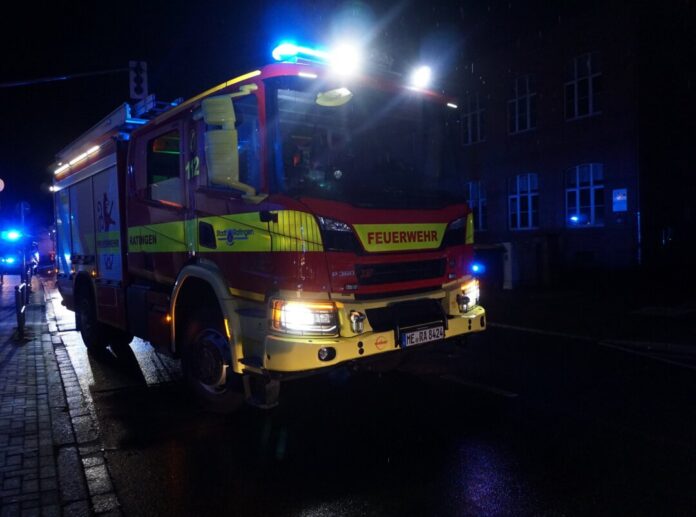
[41,279,122,516]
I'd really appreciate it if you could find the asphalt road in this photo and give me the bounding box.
[50,296,696,517]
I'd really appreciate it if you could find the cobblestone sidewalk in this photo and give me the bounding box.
[0,275,119,516]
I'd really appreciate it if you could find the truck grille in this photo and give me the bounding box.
[365,299,446,333]
[355,259,446,286]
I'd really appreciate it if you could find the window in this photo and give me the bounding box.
[565,53,602,120]
[147,129,182,205]
[566,163,604,226]
[461,93,485,145]
[508,75,537,133]
[208,94,262,192]
[464,181,487,231]
[509,173,539,230]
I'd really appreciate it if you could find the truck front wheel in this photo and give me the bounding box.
[182,310,244,413]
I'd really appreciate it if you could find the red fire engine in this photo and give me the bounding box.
[51,43,486,410]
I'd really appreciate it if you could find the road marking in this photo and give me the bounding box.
[598,341,696,372]
[440,374,519,398]
[489,322,696,371]
[488,322,593,342]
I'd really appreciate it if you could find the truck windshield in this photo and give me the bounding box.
[268,76,463,209]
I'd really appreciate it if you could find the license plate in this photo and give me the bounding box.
[400,326,445,347]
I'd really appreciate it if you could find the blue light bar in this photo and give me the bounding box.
[272,42,329,63]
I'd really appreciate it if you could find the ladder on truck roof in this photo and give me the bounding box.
[54,95,181,167]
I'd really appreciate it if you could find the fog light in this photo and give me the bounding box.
[349,310,366,334]
[318,347,336,361]
[456,294,471,313]
[458,279,480,313]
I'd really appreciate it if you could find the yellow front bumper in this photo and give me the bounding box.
[263,305,486,373]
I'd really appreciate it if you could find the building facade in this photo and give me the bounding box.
[449,1,694,287]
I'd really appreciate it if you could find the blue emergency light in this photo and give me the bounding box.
[470,261,486,275]
[1,229,22,242]
[4,256,16,265]
[272,41,362,76]
[272,42,329,63]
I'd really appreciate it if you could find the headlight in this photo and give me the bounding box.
[316,216,361,253]
[317,216,351,232]
[271,300,339,336]
[456,279,480,313]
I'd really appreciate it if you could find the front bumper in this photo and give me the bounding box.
[263,305,485,373]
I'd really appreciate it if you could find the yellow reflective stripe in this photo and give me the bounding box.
[198,213,271,252]
[269,211,323,252]
[229,287,265,302]
[129,210,325,254]
[353,223,447,252]
[128,221,187,252]
[465,213,475,245]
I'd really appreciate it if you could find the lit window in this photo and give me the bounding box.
[508,75,537,134]
[147,130,182,205]
[464,181,487,231]
[461,93,485,145]
[565,53,602,120]
[566,163,605,226]
[509,173,539,230]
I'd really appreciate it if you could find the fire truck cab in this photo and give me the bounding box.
[52,44,486,411]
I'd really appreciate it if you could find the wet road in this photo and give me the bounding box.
[46,284,696,516]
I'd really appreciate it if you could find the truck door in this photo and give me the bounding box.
[128,120,188,285]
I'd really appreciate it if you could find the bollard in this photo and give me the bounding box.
[15,282,26,340]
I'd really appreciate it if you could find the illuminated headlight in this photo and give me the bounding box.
[457,279,480,313]
[271,300,338,336]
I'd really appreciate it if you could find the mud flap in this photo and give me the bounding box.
[243,374,280,409]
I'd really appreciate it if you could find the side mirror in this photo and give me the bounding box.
[201,95,256,198]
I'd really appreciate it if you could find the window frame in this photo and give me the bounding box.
[508,173,539,231]
[565,52,602,120]
[139,121,185,208]
[204,91,263,195]
[464,180,487,231]
[461,92,485,145]
[508,74,537,134]
[565,163,605,227]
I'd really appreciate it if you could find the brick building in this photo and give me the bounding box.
[447,1,695,287]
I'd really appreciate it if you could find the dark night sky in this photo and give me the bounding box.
[0,0,470,227]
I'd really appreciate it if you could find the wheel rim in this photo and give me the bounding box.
[190,331,229,393]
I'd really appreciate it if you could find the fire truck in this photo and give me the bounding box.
[51,43,486,410]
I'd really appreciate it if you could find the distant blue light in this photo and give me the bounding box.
[470,261,486,275]
[4,256,16,264]
[1,229,22,242]
[569,215,580,223]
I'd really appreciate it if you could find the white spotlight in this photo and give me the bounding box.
[410,66,432,89]
[329,43,362,76]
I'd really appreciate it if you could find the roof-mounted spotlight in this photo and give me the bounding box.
[329,43,362,76]
[410,65,432,89]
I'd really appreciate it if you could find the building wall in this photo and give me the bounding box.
[454,3,641,286]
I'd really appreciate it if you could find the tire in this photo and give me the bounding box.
[76,292,133,351]
[181,308,244,414]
